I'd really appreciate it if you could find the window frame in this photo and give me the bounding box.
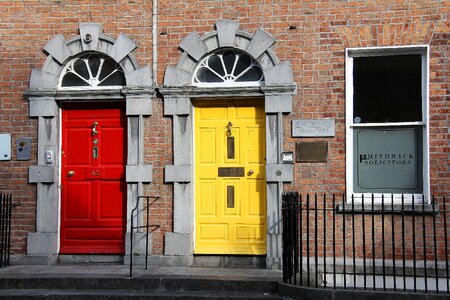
[345,46,430,203]
[192,49,265,87]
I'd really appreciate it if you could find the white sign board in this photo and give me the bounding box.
[292,119,335,137]
[0,134,11,160]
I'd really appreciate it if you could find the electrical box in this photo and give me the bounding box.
[0,134,11,160]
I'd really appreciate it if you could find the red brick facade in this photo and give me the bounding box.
[0,1,448,257]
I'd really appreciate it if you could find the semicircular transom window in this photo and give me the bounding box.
[193,49,264,87]
[60,52,126,89]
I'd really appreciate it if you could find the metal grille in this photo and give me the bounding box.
[0,194,12,268]
[282,192,450,294]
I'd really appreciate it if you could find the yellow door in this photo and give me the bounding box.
[194,99,266,255]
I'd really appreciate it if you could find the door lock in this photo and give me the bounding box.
[248,169,254,176]
[67,170,75,177]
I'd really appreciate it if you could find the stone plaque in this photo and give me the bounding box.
[296,141,328,163]
[218,167,245,177]
[292,119,335,137]
[16,138,31,160]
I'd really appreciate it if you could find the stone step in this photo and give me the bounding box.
[0,289,282,299]
[0,277,278,294]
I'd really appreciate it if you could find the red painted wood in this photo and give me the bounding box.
[61,102,127,254]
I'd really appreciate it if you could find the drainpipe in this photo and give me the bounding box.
[152,0,158,86]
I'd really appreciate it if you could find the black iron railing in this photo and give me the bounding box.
[282,192,450,294]
[0,193,12,268]
[129,195,160,277]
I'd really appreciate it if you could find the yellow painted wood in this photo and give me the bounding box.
[194,99,266,255]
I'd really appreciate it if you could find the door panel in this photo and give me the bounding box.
[194,99,266,255]
[61,102,126,254]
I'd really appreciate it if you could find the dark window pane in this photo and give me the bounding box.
[234,54,251,75]
[98,57,117,81]
[98,71,126,86]
[208,55,225,76]
[353,54,422,123]
[73,59,90,80]
[88,55,101,78]
[61,73,89,87]
[222,51,235,74]
[236,67,263,82]
[196,67,222,82]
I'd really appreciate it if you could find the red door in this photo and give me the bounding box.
[61,102,127,254]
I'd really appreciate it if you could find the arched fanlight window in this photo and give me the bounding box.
[193,49,264,87]
[59,52,126,89]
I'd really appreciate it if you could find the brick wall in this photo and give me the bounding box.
[0,0,448,255]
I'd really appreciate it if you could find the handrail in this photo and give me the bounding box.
[129,195,160,277]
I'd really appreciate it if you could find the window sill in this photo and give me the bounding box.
[336,203,439,214]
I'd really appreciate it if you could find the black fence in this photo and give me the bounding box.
[282,192,450,294]
[0,193,12,268]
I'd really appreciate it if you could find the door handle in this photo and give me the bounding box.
[247,169,254,176]
[67,170,75,177]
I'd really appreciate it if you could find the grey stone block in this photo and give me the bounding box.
[11,254,58,265]
[29,69,58,89]
[164,97,191,115]
[179,31,208,61]
[216,19,239,47]
[266,164,293,182]
[79,23,102,51]
[126,95,152,116]
[29,165,54,183]
[109,33,137,63]
[164,165,192,183]
[266,233,282,260]
[124,254,194,267]
[246,29,276,59]
[193,256,266,268]
[266,256,282,271]
[164,66,192,86]
[126,165,152,183]
[27,232,58,256]
[125,232,152,256]
[126,66,153,87]
[264,61,294,85]
[58,255,123,264]
[43,34,72,65]
[265,94,293,113]
[164,232,193,256]
[29,98,58,117]
[173,183,193,233]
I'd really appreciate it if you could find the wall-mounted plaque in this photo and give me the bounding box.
[296,141,328,163]
[16,138,31,160]
[292,119,335,137]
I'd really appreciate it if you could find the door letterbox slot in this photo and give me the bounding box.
[218,167,245,177]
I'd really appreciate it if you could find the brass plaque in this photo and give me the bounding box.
[296,141,328,163]
[218,167,245,177]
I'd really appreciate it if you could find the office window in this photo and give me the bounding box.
[346,47,429,199]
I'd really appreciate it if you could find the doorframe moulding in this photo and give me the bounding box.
[23,23,154,264]
[161,19,297,270]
